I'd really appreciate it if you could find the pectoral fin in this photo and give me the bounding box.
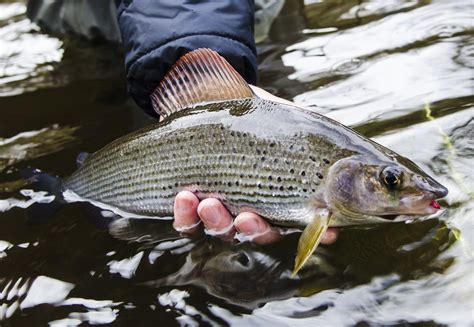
[292,209,331,276]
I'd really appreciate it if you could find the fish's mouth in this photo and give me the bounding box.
[377,192,444,221]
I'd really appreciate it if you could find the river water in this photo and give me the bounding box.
[0,0,473,326]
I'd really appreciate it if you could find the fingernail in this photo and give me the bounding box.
[175,201,191,215]
[201,205,220,226]
[174,220,201,232]
[235,216,261,235]
[246,217,261,234]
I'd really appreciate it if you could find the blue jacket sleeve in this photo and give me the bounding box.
[117,0,257,116]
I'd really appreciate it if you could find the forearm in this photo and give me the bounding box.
[118,0,258,116]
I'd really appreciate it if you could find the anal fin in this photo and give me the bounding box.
[292,209,331,276]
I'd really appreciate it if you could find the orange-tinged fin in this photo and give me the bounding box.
[150,48,253,119]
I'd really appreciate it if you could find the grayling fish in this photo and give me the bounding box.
[63,49,448,274]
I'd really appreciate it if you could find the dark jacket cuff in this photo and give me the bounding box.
[118,0,257,116]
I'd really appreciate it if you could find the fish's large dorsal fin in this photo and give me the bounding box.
[150,48,253,119]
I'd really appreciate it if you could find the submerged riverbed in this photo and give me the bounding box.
[0,0,473,325]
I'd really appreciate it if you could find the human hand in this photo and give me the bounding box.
[173,191,339,245]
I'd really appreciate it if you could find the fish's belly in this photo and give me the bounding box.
[65,174,311,227]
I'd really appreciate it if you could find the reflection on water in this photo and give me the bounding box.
[0,125,78,172]
[0,2,63,96]
[0,0,473,325]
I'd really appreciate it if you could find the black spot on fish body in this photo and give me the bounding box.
[323,158,330,164]
[277,176,282,182]
[317,172,323,179]
[301,171,306,176]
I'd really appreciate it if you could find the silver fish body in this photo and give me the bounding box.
[64,97,422,227]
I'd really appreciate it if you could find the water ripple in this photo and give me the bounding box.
[0,18,63,96]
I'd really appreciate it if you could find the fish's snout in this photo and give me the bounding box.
[416,175,448,199]
[432,184,448,199]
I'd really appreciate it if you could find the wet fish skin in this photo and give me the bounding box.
[65,98,348,226]
[64,96,446,227]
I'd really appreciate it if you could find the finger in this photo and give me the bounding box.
[320,228,339,245]
[197,198,235,237]
[173,191,200,231]
[234,212,282,244]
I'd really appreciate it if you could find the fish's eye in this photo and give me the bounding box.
[381,166,402,190]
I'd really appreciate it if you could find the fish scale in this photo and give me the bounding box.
[64,98,344,226]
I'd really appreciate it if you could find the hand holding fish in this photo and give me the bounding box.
[173,191,339,245]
